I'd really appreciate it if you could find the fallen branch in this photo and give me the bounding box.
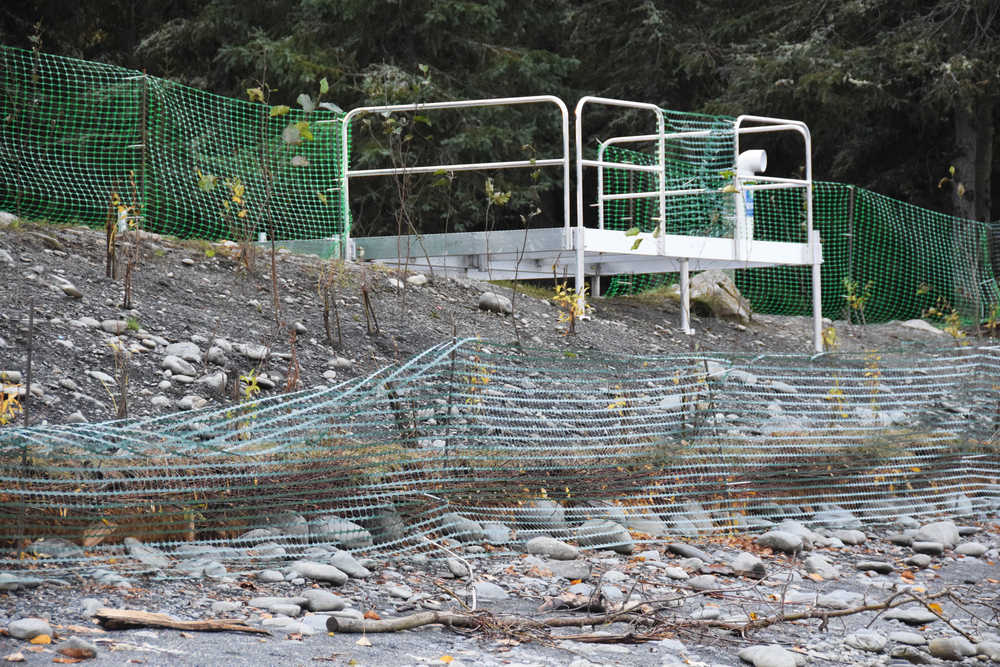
[326,605,646,634]
[94,608,269,635]
[695,588,952,635]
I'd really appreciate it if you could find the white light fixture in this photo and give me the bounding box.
[737,149,767,177]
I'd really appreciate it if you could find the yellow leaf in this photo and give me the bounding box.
[29,635,50,645]
[927,602,943,614]
[440,657,454,664]
[237,209,248,218]
[806,572,824,582]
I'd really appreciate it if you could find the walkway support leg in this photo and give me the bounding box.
[680,258,692,335]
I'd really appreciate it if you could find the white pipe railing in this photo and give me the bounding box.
[338,95,570,259]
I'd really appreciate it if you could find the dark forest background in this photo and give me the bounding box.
[2,0,996,233]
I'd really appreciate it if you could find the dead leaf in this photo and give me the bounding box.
[28,635,50,645]
[806,573,823,582]
[286,632,303,641]
[927,602,943,614]
[356,636,372,647]
[179,632,193,638]
[3,651,25,662]
[900,570,915,581]
[53,658,84,665]
[58,646,96,660]
[363,610,380,621]
[439,657,454,664]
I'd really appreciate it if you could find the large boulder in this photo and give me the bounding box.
[667,269,752,324]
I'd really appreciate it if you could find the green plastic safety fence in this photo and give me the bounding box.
[1,339,998,572]
[0,45,347,244]
[602,130,999,324]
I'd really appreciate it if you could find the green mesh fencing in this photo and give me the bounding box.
[2,339,998,572]
[601,120,999,324]
[602,109,735,238]
[0,45,346,243]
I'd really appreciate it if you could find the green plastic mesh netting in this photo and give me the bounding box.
[600,113,999,325]
[0,45,347,243]
[1,339,998,570]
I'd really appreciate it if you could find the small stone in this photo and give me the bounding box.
[211,601,243,614]
[478,291,512,315]
[329,356,352,370]
[737,644,804,667]
[804,554,839,579]
[832,529,867,545]
[406,273,428,286]
[124,537,170,569]
[439,512,486,543]
[687,574,719,591]
[162,355,196,376]
[290,561,348,585]
[912,541,944,555]
[165,342,202,363]
[301,590,345,612]
[447,558,470,579]
[756,530,802,553]
[309,515,373,549]
[474,581,509,602]
[386,582,413,599]
[856,560,893,574]
[101,319,129,334]
[668,542,713,562]
[206,346,227,365]
[257,569,284,583]
[884,606,940,625]
[817,589,864,610]
[195,371,226,394]
[7,618,53,640]
[928,636,976,660]
[663,566,689,580]
[526,536,578,560]
[56,637,97,659]
[151,394,172,409]
[889,631,927,646]
[730,551,766,579]
[177,394,207,410]
[66,410,87,424]
[236,342,269,361]
[954,542,986,557]
[906,553,932,569]
[845,630,888,652]
[60,283,83,299]
[546,559,591,580]
[914,520,959,548]
[575,519,634,554]
[329,550,371,579]
[248,596,308,610]
[977,641,1000,661]
[268,603,301,617]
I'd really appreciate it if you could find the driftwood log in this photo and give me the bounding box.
[94,608,269,635]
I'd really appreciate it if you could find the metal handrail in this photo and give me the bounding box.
[339,95,570,259]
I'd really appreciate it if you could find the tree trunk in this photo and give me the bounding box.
[953,98,993,222]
